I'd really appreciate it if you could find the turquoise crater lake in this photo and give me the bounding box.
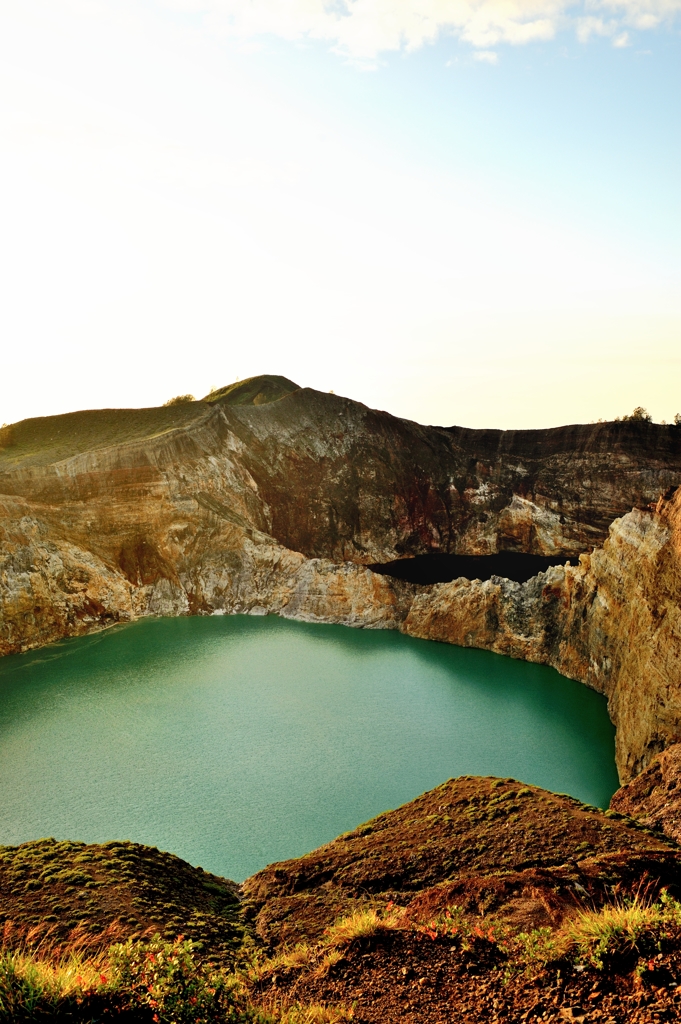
[0,615,619,881]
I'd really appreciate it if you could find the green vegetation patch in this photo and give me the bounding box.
[0,403,208,470]
[0,839,245,963]
[203,375,299,408]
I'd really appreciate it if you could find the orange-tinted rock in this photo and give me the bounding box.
[404,487,681,781]
[611,743,681,843]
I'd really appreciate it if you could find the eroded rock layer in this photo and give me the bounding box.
[610,743,681,843]
[2,382,680,567]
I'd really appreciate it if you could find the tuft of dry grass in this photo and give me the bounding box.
[0,946,109,1020]
[562,890,681,969]
[323,907,401,949]
[251,988,351,1024]
[311,949,343,979]
[274,1003,351,1023]
[499,889,681,977]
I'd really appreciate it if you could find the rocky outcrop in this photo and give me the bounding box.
[1,378,681,782]
[404,487,681,782]
[610,743,681,843]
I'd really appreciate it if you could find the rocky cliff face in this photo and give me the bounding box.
[2,381,680,565]
[1,377,680,783]
[404,486,681,782]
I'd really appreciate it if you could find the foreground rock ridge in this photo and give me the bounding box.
[4,777,681,1023]
[242,775,679,949]
[10,777,672,956]
[1,376,681,780]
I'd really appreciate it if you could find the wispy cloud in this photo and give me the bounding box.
[162,0,681,58]
[473,49,499,62]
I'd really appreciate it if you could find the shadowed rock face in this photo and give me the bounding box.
[1,377,681,781]
[369,552,579,585]
[197,390,681,561]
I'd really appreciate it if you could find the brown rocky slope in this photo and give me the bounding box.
[611,743,681,845]
[240,776,681,1024]
[242,775,679,949]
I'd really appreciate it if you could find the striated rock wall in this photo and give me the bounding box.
[3,385,681,565]
[0,489,413,657]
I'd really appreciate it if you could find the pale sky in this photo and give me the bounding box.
[1,0,679,429]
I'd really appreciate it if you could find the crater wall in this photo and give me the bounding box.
[1,381,680,782]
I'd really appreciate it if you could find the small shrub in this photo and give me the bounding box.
[505,927,558,969]
[163,395,196,407]
[0,423,15,449]
[110,934,247,1022]
[616,406,652,423]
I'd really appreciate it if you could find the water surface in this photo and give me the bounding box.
[0,615,618,880]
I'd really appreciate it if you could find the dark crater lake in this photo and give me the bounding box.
[370,552,580,585]
[0,616,618,881]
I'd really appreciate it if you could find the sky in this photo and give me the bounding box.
[1,0,680,430]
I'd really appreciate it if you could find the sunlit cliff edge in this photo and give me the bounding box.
[1,375,681,783]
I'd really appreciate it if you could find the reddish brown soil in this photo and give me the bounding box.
[3,777,681,1022]
[612,744,681,845]
[243,776,680,948]
[242,776,681,1021]
[257,927,681,1023]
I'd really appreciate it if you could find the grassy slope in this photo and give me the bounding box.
[0,403,210,471]
[0,374,300,471]
[0,838,245,962]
